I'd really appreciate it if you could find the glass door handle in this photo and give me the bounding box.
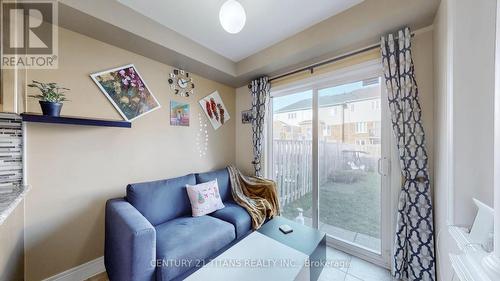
[378,157,388,176]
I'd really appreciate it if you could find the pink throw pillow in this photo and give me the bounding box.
[186,179,225,217]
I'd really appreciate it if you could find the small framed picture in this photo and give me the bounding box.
[241,110,252,124]
[199,91,230,130]
[170,101,190,126]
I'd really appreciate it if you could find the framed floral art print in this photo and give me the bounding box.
[91,64,160,121]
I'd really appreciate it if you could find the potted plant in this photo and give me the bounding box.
[28,80,69,117]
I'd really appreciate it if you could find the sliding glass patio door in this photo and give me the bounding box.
[271,90,313,226]
[268,61,391,267]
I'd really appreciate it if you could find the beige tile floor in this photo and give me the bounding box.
[87,247,391,281]
[320,247,392,281]
[303,217,382,253]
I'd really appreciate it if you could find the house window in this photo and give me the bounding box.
[371,100,380,110]
[323,126,332,136]
[356,139,366,146]
[350,104,355,112]
[288,112,297,119]
[355,122,367,133]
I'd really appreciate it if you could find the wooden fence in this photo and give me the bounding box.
[273,139,378,207]
[272,139,344,206]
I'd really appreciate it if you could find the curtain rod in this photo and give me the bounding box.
[249,28,424,87]
[268,43,380,82]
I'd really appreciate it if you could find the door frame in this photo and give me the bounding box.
[266,59,395,269]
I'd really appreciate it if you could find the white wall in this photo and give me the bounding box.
[452,0,496,224]
[433,1,456,280]
[433,0,497,280]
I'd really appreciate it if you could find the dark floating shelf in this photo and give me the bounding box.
[21,113,131,128]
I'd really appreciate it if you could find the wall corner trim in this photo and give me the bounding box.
[42,256,105,281]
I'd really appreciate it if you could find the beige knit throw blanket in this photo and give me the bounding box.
[227,165,281,230]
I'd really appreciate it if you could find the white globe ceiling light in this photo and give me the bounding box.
[219,0,246,34]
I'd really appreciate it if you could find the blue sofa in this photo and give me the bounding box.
[105,168,253,281]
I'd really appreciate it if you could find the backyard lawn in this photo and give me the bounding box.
[281,172,381,238]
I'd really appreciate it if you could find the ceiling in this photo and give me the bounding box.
[59,0,439,87]
[116,0,364,62]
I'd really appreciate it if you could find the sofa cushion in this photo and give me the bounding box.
[195,168,232,202]
[155,216,235,281]
[127,174,195,226]
[186,179,225,217]
[209,201,252,239]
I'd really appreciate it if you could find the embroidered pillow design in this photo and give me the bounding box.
[186,179,225,216]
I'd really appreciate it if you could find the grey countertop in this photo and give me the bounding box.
[0,185,29,225]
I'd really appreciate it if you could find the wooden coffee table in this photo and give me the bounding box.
[185,216,326,281]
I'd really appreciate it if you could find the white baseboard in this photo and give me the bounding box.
[42,256,105,281]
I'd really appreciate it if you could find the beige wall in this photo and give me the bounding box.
[1,70,16,113]
[23,27,236,281]
[0,203,24,281]
[235,86,254,175]
[1,68,27,114]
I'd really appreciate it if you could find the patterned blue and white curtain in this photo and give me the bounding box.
[381,27,436,281]
[250,77,270,177]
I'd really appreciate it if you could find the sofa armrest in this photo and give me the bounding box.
[105,198,156,281]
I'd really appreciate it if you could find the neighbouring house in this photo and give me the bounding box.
[273,83,382,156]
